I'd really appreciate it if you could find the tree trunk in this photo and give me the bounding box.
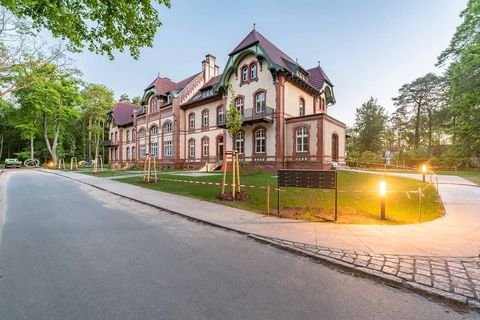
[0,133,3,161]
[88,115,93,160]
[414,103,421,149]
[427,109,433,156]
[43,115,61,165]
[30,134,34,159]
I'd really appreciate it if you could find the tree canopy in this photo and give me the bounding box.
[0,0,171,59]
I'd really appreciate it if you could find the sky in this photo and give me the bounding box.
[64,0,466,126]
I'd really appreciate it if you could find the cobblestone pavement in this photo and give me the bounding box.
[255,236,480,310]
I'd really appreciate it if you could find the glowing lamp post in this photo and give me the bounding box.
[421,165,427,182]
[379,180,386,220]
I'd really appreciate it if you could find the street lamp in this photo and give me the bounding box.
[379,180,386,220]
[421,164,427,182]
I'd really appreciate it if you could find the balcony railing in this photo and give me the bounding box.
[217,106,274,127]
[102,140,119,147]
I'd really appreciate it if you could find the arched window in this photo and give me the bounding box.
[296,127,309,153]
[150,126,158,137]
[126,147,130,160]
[150,97,158,113]
[250,63,257,80]
[163,121,172,133]
[110,132,113,141]
[201,137,209,158]
[202,110,209,128]
[189,139,195,158]
[114,132,118,142]
[138,129,146,158]
[131,146,136,160]
[235,131,245,155]
[255,91,266,113]
[189,113,195,130]
[235,97,244,117]
[132,129,136,142]
[138,129,146,138]
[299,98,305,116]
[217,106,224,125]
[332,134,339,161]
[126,130,130,142]
[254,128,266,154]
[242,66,248,82]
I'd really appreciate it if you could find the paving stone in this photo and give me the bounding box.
[367,263,383,271]
[382,266,398,275]
[433,281,451,292]
[384,261,398,268]
[468,299,480,311]
[341,257,355,264]
[416,268,432,277]
[330,253,344,260]
[355,267,402,285]
[317,250,331,256]
[414,274,432,286]
[453,287,475,298]
[397,272,413,281]
[450,276,473,289]
[433,274,450,283]
[399,267,414,274]
[353,259,369,267]
[450,271,469,280]
[407,282,468,304]
[431,269,449,277]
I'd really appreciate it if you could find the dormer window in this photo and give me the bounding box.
[250,63,257,80]
[150,97,158,113]
[242,66,248,82]
[167,94,172,104]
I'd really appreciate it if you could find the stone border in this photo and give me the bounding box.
[249,235,480,312]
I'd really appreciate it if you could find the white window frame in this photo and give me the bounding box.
[255,92,266,113]
[242,67,248,82]
[255,129,266,154]
[202,138,209,157]
[235,98,244,117]
[189,114,195,129]
[189,139,195,158]
[217,106,224,124]
[235,131,244,155]
[299,99,305,116]
[164,122,172,133]
[296,127,309,153]
[164,140,172,157]
[202,110,209,127]
[251,64,257,80]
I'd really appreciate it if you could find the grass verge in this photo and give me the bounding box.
[110,170,444,225]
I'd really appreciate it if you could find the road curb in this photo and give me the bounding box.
[40,169,479,313]
[248,235,476,312]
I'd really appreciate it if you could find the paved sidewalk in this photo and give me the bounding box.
[36,169,480,308]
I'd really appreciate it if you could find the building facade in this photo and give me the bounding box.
[106,29,346,170]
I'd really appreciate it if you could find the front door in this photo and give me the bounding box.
[217,136,224,162]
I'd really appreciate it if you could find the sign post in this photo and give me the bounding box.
[277,169,338,221]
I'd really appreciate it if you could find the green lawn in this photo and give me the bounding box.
[112,170,444,225]
[69,168,143,177]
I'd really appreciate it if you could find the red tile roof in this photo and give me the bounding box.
[201,74,222,90]
[306,66,333,91]
[230,30,333,91]
[111,102,139,126]
[230,30,296,72]
[145,73,200,95]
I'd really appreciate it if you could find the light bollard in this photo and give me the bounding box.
[421,164,427,183]
[380,180,386,220]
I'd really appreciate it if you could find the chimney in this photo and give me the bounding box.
[202,54,217,82]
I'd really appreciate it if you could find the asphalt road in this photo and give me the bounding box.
[0,170,477,320]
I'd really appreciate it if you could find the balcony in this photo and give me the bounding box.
[217,106,274,127]
[102,140,119,147]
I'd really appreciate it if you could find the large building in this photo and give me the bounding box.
[106,29,346,170]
